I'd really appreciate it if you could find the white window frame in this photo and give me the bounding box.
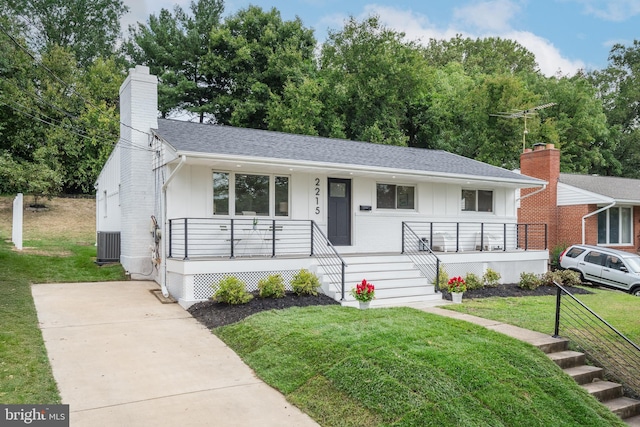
[213,171,290,218]
[461,189,493,213]
[598,206,632,245]
[375,183,416,210]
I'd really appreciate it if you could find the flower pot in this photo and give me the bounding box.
[451,292,463,304]
[358,301,370,310]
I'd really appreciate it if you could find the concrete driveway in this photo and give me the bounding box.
[32,281,318,427]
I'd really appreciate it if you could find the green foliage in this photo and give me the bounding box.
[436,264,449,291]
[464,272,483,290]
[212,276,253,304]
[482,268,501,288]
[542,269,581,287]
[519,272,542,290]
[257,274,286,298]
[549,244,568,270]
[290,269,319,296]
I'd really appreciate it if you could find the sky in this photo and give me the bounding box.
[121,0,640,77]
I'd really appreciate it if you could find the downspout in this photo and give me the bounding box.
[160,155,187,297]
[515,184,547,203]
[581,201,615,245]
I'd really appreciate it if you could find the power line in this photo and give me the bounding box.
[0,21,152,138]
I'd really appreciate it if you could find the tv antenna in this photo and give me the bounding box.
[491,102,556,152]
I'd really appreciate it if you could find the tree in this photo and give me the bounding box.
[318,16,428,145]
[5,0,129,67]
[124,0,224,121]
[204,5,317,128]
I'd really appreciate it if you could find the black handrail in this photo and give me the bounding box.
[553,281,640,397]
[402,222,441,292]
[310,220,348,300]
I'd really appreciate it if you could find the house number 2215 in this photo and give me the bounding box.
[314,178,320,215]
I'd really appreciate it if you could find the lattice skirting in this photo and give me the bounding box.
[193,270,300,300]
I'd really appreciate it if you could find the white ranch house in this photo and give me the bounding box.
[95,66,549,308]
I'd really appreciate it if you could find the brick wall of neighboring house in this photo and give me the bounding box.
[556,204,597,248]
[518,144,560,249]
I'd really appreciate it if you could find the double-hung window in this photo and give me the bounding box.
[376,184,415,210]
[598,206,632,245]
[213,172,289,217]
[461,189,493,212]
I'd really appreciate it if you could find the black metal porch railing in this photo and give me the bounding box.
[310,220,348,301]
[401,222,441,292]
[168,218,313,259]
[403,221,547,252]
[553,281,640,398]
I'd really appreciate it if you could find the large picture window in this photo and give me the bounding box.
[461,189,493,212]
[376,184,415,210]
[213,172,289,217]
[598,207,632,245]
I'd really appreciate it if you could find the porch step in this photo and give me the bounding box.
[314,253,441,306]
[604,397,640,420]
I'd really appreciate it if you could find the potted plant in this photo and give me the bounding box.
[252,217,258,230]
[351,279,375,309]
[447,276,466,303]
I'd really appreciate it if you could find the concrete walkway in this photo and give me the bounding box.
[32,281,319,427]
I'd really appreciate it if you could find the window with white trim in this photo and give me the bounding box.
[461,189,493,212]
[376,184,415,210]
[213,172,289,217]
[598,206,632,245]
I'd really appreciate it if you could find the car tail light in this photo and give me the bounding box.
[559,248,568,263]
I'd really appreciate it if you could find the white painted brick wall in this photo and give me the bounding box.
[118,66,159,278]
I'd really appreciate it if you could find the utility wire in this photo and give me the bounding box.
[0,21,153,138]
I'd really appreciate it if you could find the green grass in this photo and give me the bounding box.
[444,286,640,343]
[214,306,624,426]
[0,238,125,403]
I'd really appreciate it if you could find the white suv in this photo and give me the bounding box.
[559,244,640,296]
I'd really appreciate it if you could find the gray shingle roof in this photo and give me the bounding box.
[560,173,640,202]
[154,119,543,185]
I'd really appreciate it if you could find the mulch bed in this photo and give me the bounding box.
[188,284,594,329]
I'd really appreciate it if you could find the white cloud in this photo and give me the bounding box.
[575,0,640,21]
[359,3,584,76]
[452,0,520,32]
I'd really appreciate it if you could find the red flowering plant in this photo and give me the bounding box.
[446,276,467,293]
[351,279,375,302]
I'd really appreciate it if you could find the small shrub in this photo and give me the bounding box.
[258,274,286,298]
[436,265,449,291]
[519,272,542,290]
[212,276,253,304]
[540,270,560,286]
[464,273,483,290]
[482,268,501,288]
[291,269,320,296]
[558,269,581,287]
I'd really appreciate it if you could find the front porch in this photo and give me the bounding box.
[165,218,549,308]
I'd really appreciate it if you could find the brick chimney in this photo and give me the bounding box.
[518,143,560,249]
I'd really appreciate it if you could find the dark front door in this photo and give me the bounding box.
[328,178,351,246]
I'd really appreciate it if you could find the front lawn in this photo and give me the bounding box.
[215,305,624,426]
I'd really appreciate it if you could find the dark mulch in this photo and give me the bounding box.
[188,291,339,329]
[443,283,594,301]
[188,284,594,329]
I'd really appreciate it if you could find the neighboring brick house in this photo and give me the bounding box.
[518,143,640,254]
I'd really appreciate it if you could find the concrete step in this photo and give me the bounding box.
[563,365,603,385]
[603,396,640,420]
[341,269,424,281]
[532,336,569,354]
[624,413,640,426]
[548,350,586,369]
[582,380,623,402]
